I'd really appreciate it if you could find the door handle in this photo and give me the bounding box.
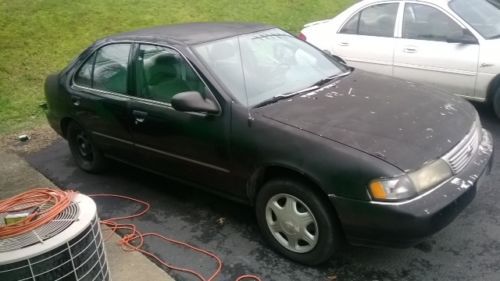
[403,47,417,53]
[339,42,350,47]
[132,110,148,125]
[71,96,81,106]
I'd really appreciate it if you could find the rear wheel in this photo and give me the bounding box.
[255,178,340,265]
[493,86,500,119]
[67,122,106,173]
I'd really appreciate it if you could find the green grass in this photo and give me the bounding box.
[0,0,353,134]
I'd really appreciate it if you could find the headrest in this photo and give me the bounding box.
[146,53,180,85]
[154,53,181,65]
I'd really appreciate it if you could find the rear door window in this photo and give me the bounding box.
[93,44,131,94]
[340,3,399,37]
[74,44,131,95]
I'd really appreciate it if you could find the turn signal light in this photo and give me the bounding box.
[369,181,387,200]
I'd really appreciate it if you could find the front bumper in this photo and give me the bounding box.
[331,129,494,247]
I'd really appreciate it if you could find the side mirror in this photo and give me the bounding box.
[171,91,219,114]
[447,29,478,45]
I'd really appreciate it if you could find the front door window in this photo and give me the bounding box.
[135,45,208,104]
[402,4,464,42]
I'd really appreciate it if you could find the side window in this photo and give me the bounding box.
[92,44,131,94]
[403,4,464,41]
[136,45,207,104]
[340,3,398,37]
[339,13,360,34]
[74,53,96,88]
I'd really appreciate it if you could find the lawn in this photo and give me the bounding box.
[0,0,353,134]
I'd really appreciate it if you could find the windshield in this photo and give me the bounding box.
[450,0,500,39]
[193,28,346,106]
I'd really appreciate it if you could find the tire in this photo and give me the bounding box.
[67,121,107,173]
[255,178,341,265]
[493,86,500,119]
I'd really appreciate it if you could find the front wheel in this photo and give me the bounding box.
[255,178,341,265]
[67,121,107,173]
[493,86,500,119]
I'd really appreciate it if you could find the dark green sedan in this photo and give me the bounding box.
[45,23,494,265]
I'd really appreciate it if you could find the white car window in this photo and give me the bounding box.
[449,0,500,39]
[403,4,464,42]
[340,12,360,34]
[339,3,399,37]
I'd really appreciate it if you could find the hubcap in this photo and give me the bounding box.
[265,194,319,253]
[76,132,93,161]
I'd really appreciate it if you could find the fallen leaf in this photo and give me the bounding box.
[327,274,337,280]
[216,217,226,225]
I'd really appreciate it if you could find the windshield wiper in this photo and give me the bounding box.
[489,34,500,39]
[253,89,313,108]
[311,71,352,87]
[253,71,352,108]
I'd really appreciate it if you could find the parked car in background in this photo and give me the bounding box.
[45,23,493,265]
[300,0,500,118]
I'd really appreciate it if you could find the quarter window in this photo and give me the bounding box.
[339,3,399,37]
[403,4,464,41]
[339,13,360,35]
[135,45,208,103]
[74,53,95,88]
[74,44,131,95]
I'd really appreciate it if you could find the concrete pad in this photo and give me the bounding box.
[0,150,175,281]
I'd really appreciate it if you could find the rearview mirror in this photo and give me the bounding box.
[447,29,478,45]
[171,91,219,114]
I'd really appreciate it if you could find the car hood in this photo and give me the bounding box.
[255,70,477,172]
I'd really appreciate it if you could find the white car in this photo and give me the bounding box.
[300,0,500,118]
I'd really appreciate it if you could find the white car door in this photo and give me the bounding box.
[333,2,400,76]
[393,2,480,97]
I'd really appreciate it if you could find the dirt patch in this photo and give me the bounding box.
[0,124,61,155]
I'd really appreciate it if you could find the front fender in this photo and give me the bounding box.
[247,115,403,201]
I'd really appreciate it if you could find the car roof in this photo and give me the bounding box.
[105,22,275,45]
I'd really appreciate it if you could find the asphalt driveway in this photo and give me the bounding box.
[26,103,500,281]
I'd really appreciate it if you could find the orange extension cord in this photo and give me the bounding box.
[0,188,76,238]
[0,189,260,281]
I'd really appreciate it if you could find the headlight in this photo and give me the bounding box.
[369,159,453,202]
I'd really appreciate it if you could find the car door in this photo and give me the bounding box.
[393,2,480,97]
[70,43,135,160]
[129,44,235,193]
[333,2,400,76]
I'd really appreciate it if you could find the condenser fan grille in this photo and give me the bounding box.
[0,202,79,252]
[0,217,109,281]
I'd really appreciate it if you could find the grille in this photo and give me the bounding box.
[0,218,109,281]
[442,119,481,174]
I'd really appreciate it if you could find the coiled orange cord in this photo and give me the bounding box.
[0,188,76,238]
[90,193,261,281]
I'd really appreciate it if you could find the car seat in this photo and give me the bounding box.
[142,53,190,103]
